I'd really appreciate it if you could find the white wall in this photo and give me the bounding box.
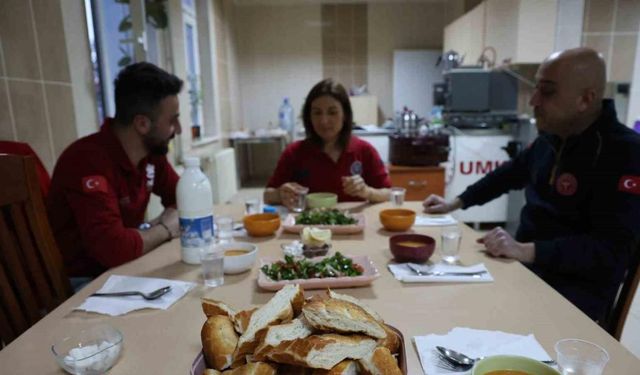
[628,28,640,128]
[234,4,323,130]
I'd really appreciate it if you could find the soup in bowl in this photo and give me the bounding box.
[389,234,435,263]
[215,242,258,274]
[473,355,560,375]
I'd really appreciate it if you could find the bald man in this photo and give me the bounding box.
[423,48,640,322]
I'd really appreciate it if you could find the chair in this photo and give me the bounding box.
[0,141,51,198]
[601,243,640,340]
[0,155,71,346]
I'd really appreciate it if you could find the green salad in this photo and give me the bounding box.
[261,252,364,281]
[295,208,357,225]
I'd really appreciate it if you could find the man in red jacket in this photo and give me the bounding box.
[47,62,183,279]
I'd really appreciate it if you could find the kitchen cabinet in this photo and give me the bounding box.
[444,0,558,65]
[388,165,445,201]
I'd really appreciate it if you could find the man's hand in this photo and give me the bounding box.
[279,182,307,210]
[477,226,535,263]
[342,175,369,199]
[159,207,179,238]
[422,195,462,214]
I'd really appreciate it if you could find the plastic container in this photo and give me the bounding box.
[278,97,295,139]
[177,157,214,264]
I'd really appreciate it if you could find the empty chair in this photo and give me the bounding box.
[0,155,71,346]
[0,141,51,198]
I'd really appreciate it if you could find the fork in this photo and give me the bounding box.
[91,286,172,300]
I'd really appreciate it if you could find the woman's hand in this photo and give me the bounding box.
[279,182,308,209]
[342,175,370,199]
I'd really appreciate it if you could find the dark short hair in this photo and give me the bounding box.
[302,79,353,149]
[114,62,183,125]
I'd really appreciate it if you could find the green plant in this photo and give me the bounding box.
[116,0,168,67]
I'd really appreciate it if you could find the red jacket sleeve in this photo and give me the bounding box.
[63,155,143,269]
[362,142,391,188]
[151,156,179,208]
[266,143,297,188]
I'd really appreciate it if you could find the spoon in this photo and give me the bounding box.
[91,286,172,300]
[436,346,556,370]
[407,263,487,277]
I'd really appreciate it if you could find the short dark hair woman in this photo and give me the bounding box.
[264,79,391,209]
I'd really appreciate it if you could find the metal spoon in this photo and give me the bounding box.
[436,346,556,370]
[91,286,172,300]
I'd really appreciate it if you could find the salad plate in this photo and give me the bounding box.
[282,212,365,234]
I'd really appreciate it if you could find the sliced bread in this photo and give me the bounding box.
[233,308,258,334]
[221,362,277,375]
[302,299,386,339]
[311,359,360,375]
[377,324,401,354]
[202,315,238,370]
[358,347,402,375]
[202,298,237,318]
[253,317,314,360]
[327,289,383,322]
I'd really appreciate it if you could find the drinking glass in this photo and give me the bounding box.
[440,225,461,264]
[244,198,260,215]
[215,216,233,244]
[555,339,609,375]
[200,246,224,287]
[291,187,309,213]
[390,187,406,206]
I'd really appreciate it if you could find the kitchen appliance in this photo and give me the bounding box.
[442,68,518,115]
[389,131,450,167]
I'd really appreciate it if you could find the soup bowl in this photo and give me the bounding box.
[243,213,280,237]
[472,355,560,375]
[216,242,258,274]
[379,209,416,232]
[389,234,435,263]
[307,192,338,209]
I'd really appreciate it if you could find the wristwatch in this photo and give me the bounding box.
[138,222,152,231]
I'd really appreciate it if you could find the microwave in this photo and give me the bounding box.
[441,68,518,113]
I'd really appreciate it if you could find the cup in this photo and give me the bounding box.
[244,198,261,215]
[390,187,406,206]
[440,225,461,264]
[200,246,224,287]
[216,216,233,244]
[555,339,609,375]
[291,187,309,213]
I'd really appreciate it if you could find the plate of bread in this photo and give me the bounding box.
[193,285,406,374]
[257,255,380,291]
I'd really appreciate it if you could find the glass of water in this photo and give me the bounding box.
[390,187,406,206]
[216,216,233,244]
[200,245,224,287]
[244,198,261,215]
[291,187,309,213]
[555,339,609,375]
[440,225,461,264]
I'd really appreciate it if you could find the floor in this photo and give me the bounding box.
[229,187,640,359]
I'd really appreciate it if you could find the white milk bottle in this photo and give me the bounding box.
[177,157,214,264]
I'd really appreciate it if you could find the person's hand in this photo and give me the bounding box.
[159,207,179,238]
[477,226,535,263]
[423,195,461,214]
[279,182,307,209]
[342,175,370,199]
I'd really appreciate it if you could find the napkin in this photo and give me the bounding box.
[387,263,493,283]
[414,327,553,375]
[76,275,196,316]
[414,215,458,226]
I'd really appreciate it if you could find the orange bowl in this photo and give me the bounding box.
[243,213,280,237]
[379,209,416,232]
[390,234,435,263]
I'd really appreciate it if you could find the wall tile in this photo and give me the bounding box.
[323,35,336,66]
[611,35,638,82]
[353,36,367,66]
[335,5,353,36]
[44,83,75,158]
[322,5,337,37]
[0,79,15,140]
[335,37,352,65]
[0,41,5,77]
[217,63,229,99]
[323,66,337,81]
[584,0,614,32]
[353,4,367,37]
[9,80,53,171]
[215,16,227,62]
[615,0,640,32]
[353,66,367,86]
[31,0,70,83]
[336,66,353,89]
[583,34,611,61]
[0,0,41,79]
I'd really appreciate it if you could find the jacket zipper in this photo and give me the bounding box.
[549,140,565,186]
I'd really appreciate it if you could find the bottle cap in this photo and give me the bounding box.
[263,205,277,213]
[183,156,200,167]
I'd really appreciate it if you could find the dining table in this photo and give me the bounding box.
[1,201,638,374]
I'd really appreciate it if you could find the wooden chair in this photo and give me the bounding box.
[602,243,640,340]
[0,155,71,346]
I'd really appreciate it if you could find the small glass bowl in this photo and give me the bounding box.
[51,323,123,375]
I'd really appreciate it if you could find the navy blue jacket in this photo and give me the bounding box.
[459,100,640,321]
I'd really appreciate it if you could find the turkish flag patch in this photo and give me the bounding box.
[618,175,640,195]
[82,175,108,193]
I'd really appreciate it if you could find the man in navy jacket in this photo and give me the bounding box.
[423,47,640,322]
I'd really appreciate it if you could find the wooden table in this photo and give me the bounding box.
[1,202,638,374]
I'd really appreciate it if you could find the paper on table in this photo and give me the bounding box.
[414,214,458,226]
[414,327,554,375]
[76,275,196,316]
[387,263,493,283]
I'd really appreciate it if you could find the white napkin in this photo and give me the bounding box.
[76,275,196,316]
[387,263,493,283]
[414,327,553,375]
[414,215,458,226]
